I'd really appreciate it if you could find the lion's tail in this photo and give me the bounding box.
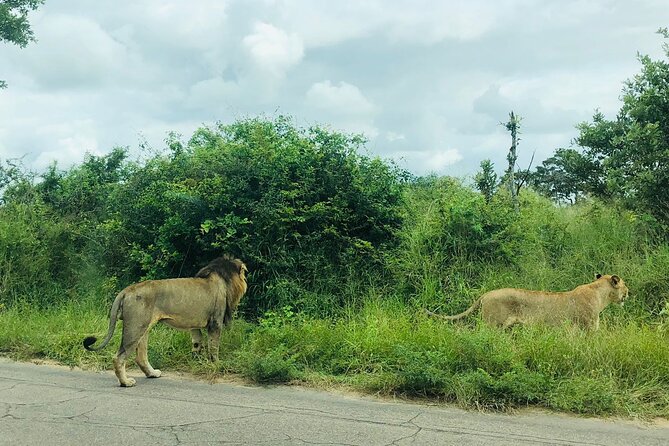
[83,291,124,351]
[425,295,484,321]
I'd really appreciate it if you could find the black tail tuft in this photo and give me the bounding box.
[83,336,98,351]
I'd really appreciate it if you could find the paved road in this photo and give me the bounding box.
[0,358,667,445]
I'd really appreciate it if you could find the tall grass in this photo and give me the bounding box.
[1,298,667,417]
[394,180,669,320]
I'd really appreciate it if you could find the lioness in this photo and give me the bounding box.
[83,255,248,387]
[426,274,628,330]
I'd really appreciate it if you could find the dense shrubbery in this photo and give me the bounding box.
[0,117,408,315]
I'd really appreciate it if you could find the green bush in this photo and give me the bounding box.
[547,376,621,415]
[0,117,408,316]
[100,117,406,316]
[0,202,81,307]
[237,325,301,383]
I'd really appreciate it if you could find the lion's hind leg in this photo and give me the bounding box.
[113,313,152,387]
[135,330,162,379]
[114,345,139,387]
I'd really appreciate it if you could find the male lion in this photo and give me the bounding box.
[83,255,248,387]
[426,274,628,330]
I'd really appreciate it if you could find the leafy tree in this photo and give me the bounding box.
[474,159,497,203]
[530,148,600,203]
[574,28,669,225]
[0,0,44,88]
[36,147,129,219]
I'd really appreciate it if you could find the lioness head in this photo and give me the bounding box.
[596,273,629,306]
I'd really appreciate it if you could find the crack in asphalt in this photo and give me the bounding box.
[1,393,89,407]
[270,406,605,446]
[1,402,14,420]
[9,410,270,432]
[0,399,96,423]
[0,381,21,393]
[169,425,183,446]
[51,406,97,421]
[386,412,423,445]
[130,425,176,444]
[283,433,358,446]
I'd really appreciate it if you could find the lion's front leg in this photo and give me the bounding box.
[190,329,204,357]
[584,315,600,331]
[206,322,221,362]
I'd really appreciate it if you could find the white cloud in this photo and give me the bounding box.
[391,148,464,174]
[33,120,101,170]
[186,77,240,110]
[306,81,376,115]
[7,13,148,90]
[427,149,464,169]
[305,80,378,137]
[386,132,406,142]
[272,0,506,47]
[243,22,304,78]
[381,1,498,44]
[114,1,229,51]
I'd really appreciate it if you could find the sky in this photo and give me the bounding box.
[1,0,668,178]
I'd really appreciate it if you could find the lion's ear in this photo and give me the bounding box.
[240,264,248,274]
[596,273,602,279]
[611,275,620,286]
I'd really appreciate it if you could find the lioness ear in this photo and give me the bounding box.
[611,275,620,286]
[596,273,602,279]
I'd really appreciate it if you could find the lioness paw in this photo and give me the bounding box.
[148,369,162,378]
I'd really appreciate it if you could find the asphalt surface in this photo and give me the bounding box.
[0,357,667,445]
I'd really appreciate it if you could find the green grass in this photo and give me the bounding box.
[1,297,667,418]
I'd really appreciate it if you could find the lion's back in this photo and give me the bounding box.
[481,288,574,326]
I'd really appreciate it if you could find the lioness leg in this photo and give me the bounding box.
[581,316,599,331]
[135,330,162,378]
[502,316,521,329]
[190,329,204,356]
[206,323,221,362]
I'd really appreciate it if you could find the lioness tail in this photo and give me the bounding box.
[425,295,484,321]
[83,292,124,351]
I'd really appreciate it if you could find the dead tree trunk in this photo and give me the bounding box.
[505,111,520,213]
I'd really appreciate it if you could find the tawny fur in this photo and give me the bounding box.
[426,274,628,330]
[83,255,248,387]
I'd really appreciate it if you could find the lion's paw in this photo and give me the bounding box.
[120,378,137,387]
[148,369,162,378]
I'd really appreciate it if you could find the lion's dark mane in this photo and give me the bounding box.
[195,255,242,282]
